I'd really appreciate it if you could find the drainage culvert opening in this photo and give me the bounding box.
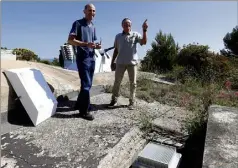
[130,123,207,168]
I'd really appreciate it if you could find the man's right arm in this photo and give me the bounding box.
[68,36,89,47]
[67,21,88,47]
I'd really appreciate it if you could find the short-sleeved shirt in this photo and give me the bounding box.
[114,31,142,65]
[69,18,97,62]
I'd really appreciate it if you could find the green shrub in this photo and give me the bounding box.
[39,60,51,65]
[177,44,209,73]
[227,68,238,90]
[175,44,230,83]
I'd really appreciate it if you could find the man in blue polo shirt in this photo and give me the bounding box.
[68,3,101,120]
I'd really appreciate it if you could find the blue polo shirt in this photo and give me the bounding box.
[69,18,97,61]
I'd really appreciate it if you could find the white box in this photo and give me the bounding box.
[4,68,58,126]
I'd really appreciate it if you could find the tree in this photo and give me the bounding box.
[51,57,60,67]
[221,25,238,57]
[12,48,39,61]
[58,49,64,67]
[140,30,179,73]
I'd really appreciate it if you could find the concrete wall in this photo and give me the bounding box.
[203,105,238,168]
[1,50,16,61]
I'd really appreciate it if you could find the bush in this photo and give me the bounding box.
[177,44,209,72]
[176,43,230,83]
[227,68,238,90]
[39,60,51,65]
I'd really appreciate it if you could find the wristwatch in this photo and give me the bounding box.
[143,29,147,32]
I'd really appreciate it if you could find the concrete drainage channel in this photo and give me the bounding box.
[98,127,207,168]
[97,117,207,168]
[98,127,182,167]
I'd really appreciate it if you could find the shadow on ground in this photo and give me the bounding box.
[7,100,34,127]
[53,99,126,119]
[4,72,33,126]
[178,124,207,168]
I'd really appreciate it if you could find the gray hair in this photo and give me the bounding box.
[121,18,132,25]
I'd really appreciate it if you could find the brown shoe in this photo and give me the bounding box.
[128,100,135,110]
[107,99,118,108]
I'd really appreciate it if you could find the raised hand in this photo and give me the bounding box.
[142,19,148,30]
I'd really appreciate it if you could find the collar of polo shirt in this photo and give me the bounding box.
[122,31,131,35]
[83,17,94,26]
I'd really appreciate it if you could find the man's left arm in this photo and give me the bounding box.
[139,19,148,45]
[94,27,102,49]
[139,30,147,45]
[93,27,98,41]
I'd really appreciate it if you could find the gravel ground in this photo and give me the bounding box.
[1,93,189,168]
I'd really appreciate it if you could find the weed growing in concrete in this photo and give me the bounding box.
[102,65,237,135]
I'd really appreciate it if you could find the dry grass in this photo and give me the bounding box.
[103,74,238,135]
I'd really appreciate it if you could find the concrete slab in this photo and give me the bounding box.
[4,68,58,126]
[1,93,189,167]
[98,127,147,168]
[203,105,238,168]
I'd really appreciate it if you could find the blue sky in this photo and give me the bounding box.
[1,1,237,59]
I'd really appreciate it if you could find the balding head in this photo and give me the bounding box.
[83,3,96,21]
[84,3,95,10]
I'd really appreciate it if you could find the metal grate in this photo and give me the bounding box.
[132,142,181,168]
